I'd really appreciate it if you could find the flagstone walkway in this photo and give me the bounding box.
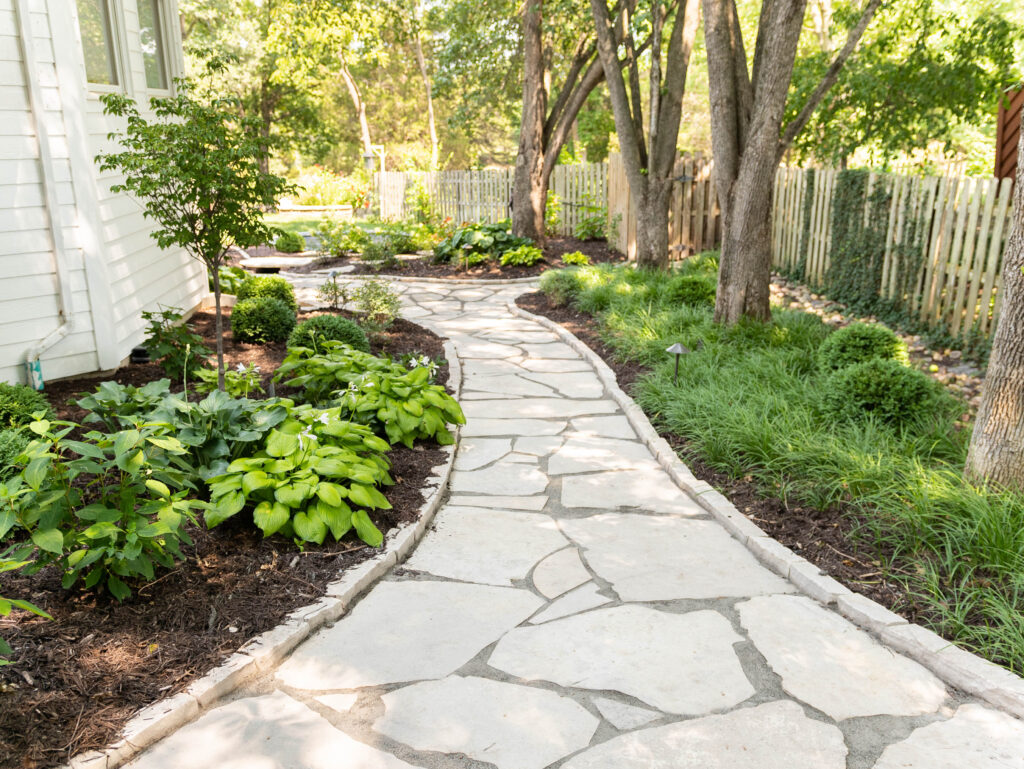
[127,277,1024,769]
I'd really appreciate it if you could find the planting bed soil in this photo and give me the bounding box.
[0,308,451,769]
[287,236,626,279]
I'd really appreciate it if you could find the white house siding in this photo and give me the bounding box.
[0,0,206,387]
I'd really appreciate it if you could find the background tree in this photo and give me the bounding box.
[97,76,291,390]
[704,0,881,324]
[965,127,1024,489]
[590,0,701,268]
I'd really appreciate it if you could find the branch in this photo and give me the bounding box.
[779,0,883,152]
[545,35,597,143]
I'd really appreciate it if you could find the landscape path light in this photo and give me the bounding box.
[666,339,704,385]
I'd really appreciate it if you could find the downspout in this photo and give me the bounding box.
[15,0,75,389]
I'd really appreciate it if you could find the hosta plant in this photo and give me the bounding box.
[76,379,174,432]
[205,404,393,547]
[195,362,265,398]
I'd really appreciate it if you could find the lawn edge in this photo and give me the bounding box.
[63,338,464,769]
[510,298,1024,720]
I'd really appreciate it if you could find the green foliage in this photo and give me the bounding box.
[0,430,28,482]
[364,221,421,255]
[75,379,173,432]
[665,274,716,307]
[289,315,370,353]
[231,297,297,344]
[274,230,307,253]
[573,197,606,240]
[360,239,397,264]
[210,265,250,295]
[0,383,53,429]
[817,323,909,372]
[539,267,585,306]
[545,191,562,237]
[561,251,590,266]
[316,273,351,310]
[352,279,402,334]
[500,245,545,267]
[316,217,371,257]
[141,307,213,379]
[0,559,51,666]
[236,275,299,312]
[432,221,532,264]
[195,362,265,398]
[204,405,393,547]
[274,342,394,404]
[821,359,954,430]
[2,417,201,601]
[293,167,370,207]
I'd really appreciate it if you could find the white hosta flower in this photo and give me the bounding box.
[316,412,331,425]
[236,362,246,372]
[297,426,317,451]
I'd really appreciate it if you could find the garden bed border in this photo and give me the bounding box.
[62,338,464,769]
[511,300,1024,720]
[292,269,542,287]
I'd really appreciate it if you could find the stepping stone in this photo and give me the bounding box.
[532,547,591,598]
[489,605,753,715]
[128,691,416,769]
[449,463,549,495]
[453,438,512,471]
[375,676,598,769]
[276,581,541,689]
[561,701,847,769]
[548,435,659,475]
[873,704,1024,768]
[405,508,567,586]
[561,468,703,514]
[522,343,581,359]
[462,398,617,419]
[514,436,566,456]
[456,340,526,359]
[462,374,556,397]
[570,415,638,439]
[519,358,592,373]
[529,582,610,623]
[561,514,794,601]
[316,693,358,714]
[462,418,565,437]
[591,697,663,731]
[447,495,548,511]
[520,372,605,398]
[460,359,525,377]
[738,595,947,720]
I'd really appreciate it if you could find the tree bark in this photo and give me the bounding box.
[211,257,225,391]
[965,130,1024,489]
[413,20,438,170]
[512,0,548,242]
[339,54,372,156]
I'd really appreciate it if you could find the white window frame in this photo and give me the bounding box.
[77,0,131,96]
[138,0,176,95]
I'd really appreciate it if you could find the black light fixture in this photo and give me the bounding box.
[130,346,150,364]
[666,342,689,385]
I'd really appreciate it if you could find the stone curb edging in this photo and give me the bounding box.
[510,299,1024,721]
[65,340,465,769]
[281,269,542,287]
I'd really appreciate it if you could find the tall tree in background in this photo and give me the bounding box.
[704,0,881,324]
[590,0,700,267]
[966,128,1024,489]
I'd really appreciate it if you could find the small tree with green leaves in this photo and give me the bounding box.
[96,71,292,390]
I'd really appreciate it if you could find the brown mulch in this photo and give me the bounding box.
[288,236,626,279]
[516,290,916,616]
[0,308,450,769]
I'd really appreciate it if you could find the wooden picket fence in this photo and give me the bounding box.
[606,152,720,259]
[773,167,1016,339]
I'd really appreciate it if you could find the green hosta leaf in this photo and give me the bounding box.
[206,490,246,526]
[31,528,64,554]
[313,457,351,477]
[351,509,383,547]
[316,482,344,507]
[435,426,455,445]
[275,482,312,508]
[242,470,273,495]
[314,501,352,539]
[146,435,185,452]
[348,483,391,510]
[253,500,290,536]
[145,479,171,498]
[208,476,243,498]
[292,511,327,544]
[402,400,424,417]
[266,429,300,458]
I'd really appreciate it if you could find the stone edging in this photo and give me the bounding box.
[510,299,1024,720]
[65,339,465,769]
[282,269,542,287]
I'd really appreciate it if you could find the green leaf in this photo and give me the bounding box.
[205,490,246,526]
[107,575,131,601]
[31,528,64,554]
[351,509,383,547]
[292,511,327,544]
[242,470,272,495]
[253,500,290,536]
[7,598,52,620]
[147,435,185,452]
[315,501,352,539]
[275,482,311,508]
[24,456,49,491]
[63,440,107,460]
[113,429,142,457]
[266,429,299,458]
[145,479,171,498]
[315,482,343,507]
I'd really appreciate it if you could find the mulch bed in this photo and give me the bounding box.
[287,236,626,279]
[0,308,451,769]
[516,290,920,619]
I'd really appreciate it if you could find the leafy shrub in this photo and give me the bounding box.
[432,221,532,264]
[289,315,370,353]
[209,265,250,295]
[292,166,370,207]
[141,307,212,379]
[195,362,265,398]
[360,239,396,263]
[75,379,172,432]
[0,383,53,429]
[352,279,402,334]
[539,268,583,306]
[561,251,590,266]
[275,230,306,253]
[545,191,562,236]
[236,275,298,312]
[231,297,297,344]
[317,273,351,310]
[274,342,394,403]
[821,358,953,429]
[665,274,716,307]
[0,429,28,481]
[316,217,371,257]
[365,221,420,254]
[817,322,909,372]
[500,245,545,267]
[205,405,393,547]
[3,417,201,600]
[573,198,606,240]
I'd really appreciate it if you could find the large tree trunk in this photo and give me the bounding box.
[413,24,439,170]
[512,0,548,242]
[965,132,1024,488]
[634,181,674,268]
[339,55,372,156]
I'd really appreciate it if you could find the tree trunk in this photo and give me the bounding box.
[965,133,1024,488]
[634,180,674,268]
[339,55,372,155]
[413,26,439,170]
[211,261,225,391]
[512,0,547,242]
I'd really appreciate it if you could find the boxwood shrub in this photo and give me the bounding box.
[237,275,299,312]
[275,231,306,253]
[231,297,296,344]
[0,382,53,428]
[821,358,952,429]
[288,315,370,353]
[817,322,908,372]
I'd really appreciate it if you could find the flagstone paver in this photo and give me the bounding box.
[123,277,1024,769]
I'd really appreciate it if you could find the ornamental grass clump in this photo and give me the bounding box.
[231,297,296,344]
[817,322,908,372]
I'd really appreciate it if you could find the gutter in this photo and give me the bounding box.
[15,0,75,389]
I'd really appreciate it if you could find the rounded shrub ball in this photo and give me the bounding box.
[821,358,948,428]
[274,231,306,254]
[231,297,296,344]
[817,322,907,372]
[237,275,298,312]
[288,314,370,353]
[665,274,716,307]
[0,382,53,428]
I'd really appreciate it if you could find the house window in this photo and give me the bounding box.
[76,0,119,85]
[138,0,169,90]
